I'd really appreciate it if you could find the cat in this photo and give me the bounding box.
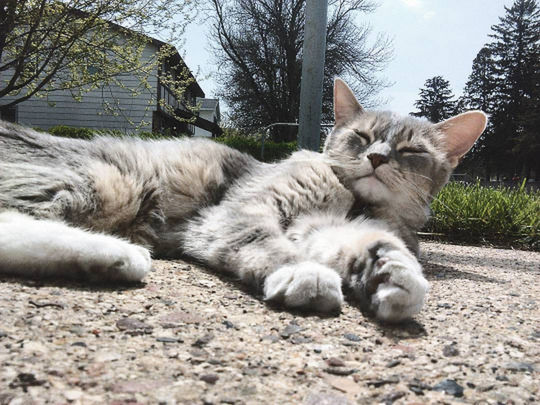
[0,79,487,322]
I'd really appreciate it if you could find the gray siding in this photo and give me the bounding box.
[0,45,158,132]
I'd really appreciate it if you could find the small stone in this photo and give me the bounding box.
[222,320,235,329]
[326,357,345,367]
[193,333,214,347]
[366,375,399,387]
[116,318,153,335]
[156,336,180,343]
[200,374,219,384]
[261,334,279,343]
[381,391,406,404]
[0,331,7,338]
[408,379,431,395]
[343,333,361,342]
[64,389,83,401]
[442,344,459,357]
[433,379,464,397]
[386,359,401,368]
[71,341,87,347]
[9,373,46,389]
[280,322,304,339]
[324,367,355,376]
[291,336,312,344]
[504,362,535,372]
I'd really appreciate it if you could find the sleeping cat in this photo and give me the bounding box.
[0,79,487,322]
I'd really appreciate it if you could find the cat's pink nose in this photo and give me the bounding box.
[367,153,389,169]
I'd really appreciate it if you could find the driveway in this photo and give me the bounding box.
[0,242,538,404]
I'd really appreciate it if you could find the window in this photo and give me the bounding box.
[0,106,17,123]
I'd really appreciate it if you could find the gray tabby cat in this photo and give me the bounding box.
[0,79,487,322]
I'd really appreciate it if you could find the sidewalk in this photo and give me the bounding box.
[0,242,538,404]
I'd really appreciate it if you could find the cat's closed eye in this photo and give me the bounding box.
[397,144,427,155]
[353,130,371,145]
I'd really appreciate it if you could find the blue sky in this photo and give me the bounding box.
[182,0,515,116]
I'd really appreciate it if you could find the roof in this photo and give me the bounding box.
[196,98,219,111]
[70,7,204,98]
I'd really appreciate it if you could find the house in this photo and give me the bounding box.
[194,98,220,138]
[0,29,221,137]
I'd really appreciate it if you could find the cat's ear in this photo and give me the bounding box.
[334,78,364,125]
[436,111,487,167]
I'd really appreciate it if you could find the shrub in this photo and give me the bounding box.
[425,181,539,250]
[215,135,297,162]
[43,125,179,140]
[47,125,95,139]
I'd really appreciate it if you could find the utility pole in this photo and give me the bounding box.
[297,0,328,151]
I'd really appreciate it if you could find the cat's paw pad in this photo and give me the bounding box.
[366,249,429,322]
[264,262,343,312]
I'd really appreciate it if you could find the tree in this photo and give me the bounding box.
[488,0,539,178]
[412,76,457,123]
[208,0,392,140]
[0,0,197,127]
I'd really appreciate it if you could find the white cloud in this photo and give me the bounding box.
[401,0,423,8]
[423,11,436,19]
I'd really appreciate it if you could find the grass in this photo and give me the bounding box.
[425,180,539,250]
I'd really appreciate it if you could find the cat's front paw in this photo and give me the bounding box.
[84,239,152,282]
[362,248,429,322]
[264,262,343,313]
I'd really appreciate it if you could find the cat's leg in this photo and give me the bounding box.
[0,211,152,282]
[182,208,344,312]
[290,217,429,322]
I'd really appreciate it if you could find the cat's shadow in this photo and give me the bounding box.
[421,260,504,284]
[0,274,146,292]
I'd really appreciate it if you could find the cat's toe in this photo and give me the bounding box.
[117,245,152,282]
[264,262,343,313]
[366,251,429,322]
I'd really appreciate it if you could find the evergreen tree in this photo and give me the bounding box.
[488,0,539,178]
[461,46,501,178]
[412,76,457,122]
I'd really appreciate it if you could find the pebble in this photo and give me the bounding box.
[223,320,235,329]
[324,367,355,376]
[156,337,181,343]
[200,374,219,384]
[442,344,460,357]
[116,318,153,335]
[343,333,361,342]
[63,389,83,401]
[326,357,345,367]
[432,379,464,397]
[386,359,401,368]
[9,373,45,389]
[381,391,406,404]
[366,375,399,387]
[193,333,214,347]
[280,322,303,339]
[504,361,535,372]
[71,341,87,347]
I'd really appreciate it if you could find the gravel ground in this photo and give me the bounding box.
[1,241,539,405]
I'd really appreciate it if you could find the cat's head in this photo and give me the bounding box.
[324,78,487,225]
